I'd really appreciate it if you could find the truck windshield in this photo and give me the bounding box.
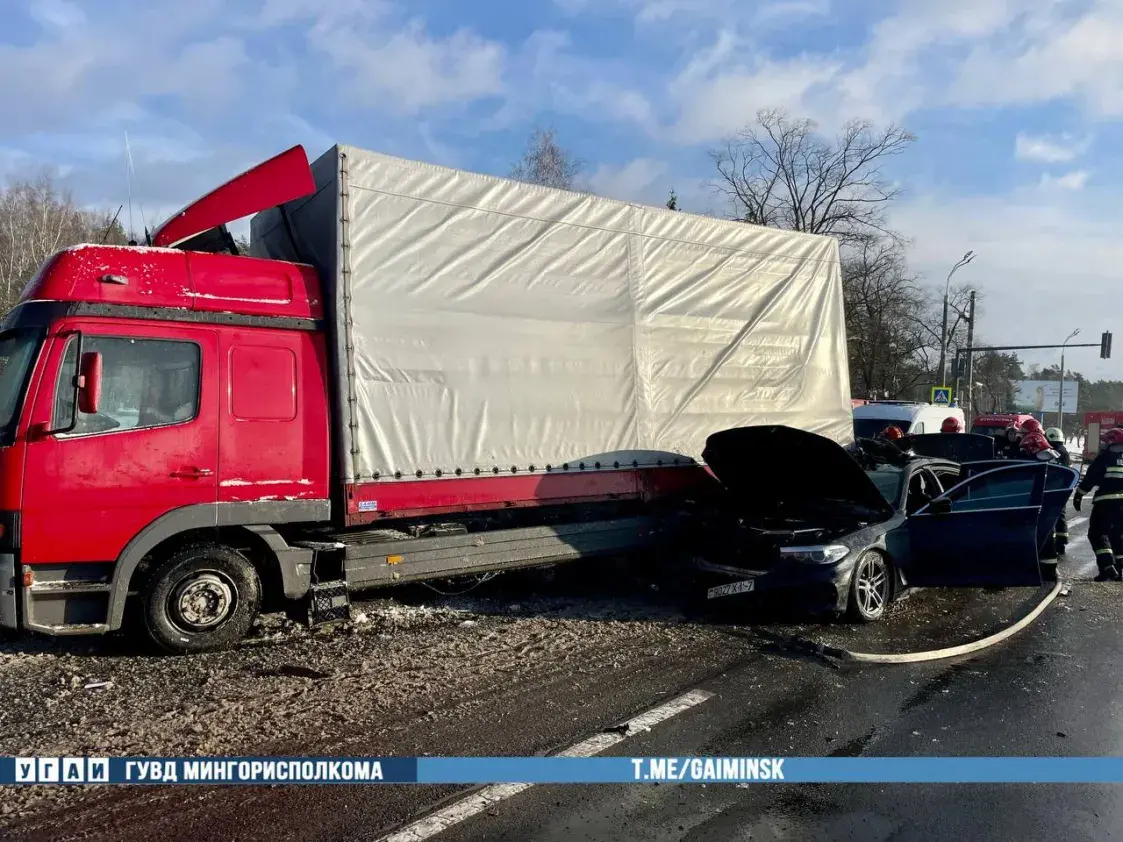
[0,330,41,444]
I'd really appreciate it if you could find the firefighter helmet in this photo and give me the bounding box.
[881,425,905,441]
[941,417,963,433]
[1020,432,1052,456]
[1021,417,1044,435]
[1044,427,1064,444]
[1102,427,1123,447]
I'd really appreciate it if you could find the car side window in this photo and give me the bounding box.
[1043,463,1075,491]
[906,470,937,515]
[913,422,925,434]
[53,336,201,436]
[942,465,1037,512]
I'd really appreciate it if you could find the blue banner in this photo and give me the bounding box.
[6,756,1123,785]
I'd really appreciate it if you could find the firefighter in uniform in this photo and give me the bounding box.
[1044,427,1071,466]
[999,422,1023,459]
[1020,432,1067,558]
[940,417,963,433]
[1074,426,1123,581]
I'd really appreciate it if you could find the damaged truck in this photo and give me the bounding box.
[0,144,854,652]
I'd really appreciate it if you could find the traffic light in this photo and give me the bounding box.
[1102,331,1113,359]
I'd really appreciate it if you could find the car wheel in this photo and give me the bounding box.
[846,550,892,623]
[143,543,261,654]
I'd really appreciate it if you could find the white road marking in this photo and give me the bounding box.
[378,689,714,842]
[1069,517,1088,529]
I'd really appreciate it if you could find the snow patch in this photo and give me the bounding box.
[187,291,291,305]
[66,243,184,256]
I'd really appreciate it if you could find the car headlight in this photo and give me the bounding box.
[779,544,850,564]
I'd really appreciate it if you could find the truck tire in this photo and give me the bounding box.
[142,543,261,654]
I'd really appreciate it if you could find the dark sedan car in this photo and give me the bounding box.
[690,425,1078,622]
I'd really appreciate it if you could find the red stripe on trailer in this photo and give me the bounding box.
[344,466,719,524]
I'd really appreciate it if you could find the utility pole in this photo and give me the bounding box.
[1058,328,1080,434]
[964,291,976,426]
[939,251,976,387]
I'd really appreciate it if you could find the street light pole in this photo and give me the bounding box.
[1059,328,1080,436]
[938,251,976,388]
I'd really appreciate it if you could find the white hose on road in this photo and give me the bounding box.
[803,580,1064,664]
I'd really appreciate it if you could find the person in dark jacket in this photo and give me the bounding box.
[1045,427,1071,466]
[998,423,1023,459]
[1074,427,1123,581]
[1020,432,1067,557]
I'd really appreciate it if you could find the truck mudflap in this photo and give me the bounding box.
[0,554,16,629]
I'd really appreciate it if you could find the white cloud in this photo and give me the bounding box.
[949,1,1123,117]
[1040,169,1090,190]
[28,0,86,30]
[1015,133,1092,163]
[317,20,506,113]
[891,186,1120,377]
[588,157,668,201]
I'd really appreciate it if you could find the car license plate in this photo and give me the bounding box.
[707,579,755,600]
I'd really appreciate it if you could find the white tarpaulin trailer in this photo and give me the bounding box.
[252,144,851,485]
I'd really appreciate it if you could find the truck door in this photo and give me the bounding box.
[21,322,219,565]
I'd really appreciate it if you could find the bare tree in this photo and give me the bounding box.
[709,109,915,247]
[842,239,932,398]
[510,126,584,190]
[0,174,127,312]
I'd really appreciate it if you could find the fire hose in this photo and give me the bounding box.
[794,580,1065,664]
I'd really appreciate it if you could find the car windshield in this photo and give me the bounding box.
[0,329,41,443]
[854,418,909,439]
[864,466,904,505]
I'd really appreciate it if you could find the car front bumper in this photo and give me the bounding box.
[693,555,856,615]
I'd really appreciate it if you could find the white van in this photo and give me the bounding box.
[852,401,965,439]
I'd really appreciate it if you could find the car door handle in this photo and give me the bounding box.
[171,467,214,479]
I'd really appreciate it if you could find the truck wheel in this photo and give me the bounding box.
[846,550,891,623]
[142,544,261,654]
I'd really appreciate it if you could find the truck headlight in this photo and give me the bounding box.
[779,545,850,564]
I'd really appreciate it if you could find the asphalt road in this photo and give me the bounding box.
[7,503,1121,842]
[395,506,1123,842]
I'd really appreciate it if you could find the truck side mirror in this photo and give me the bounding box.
[77,351,102,415]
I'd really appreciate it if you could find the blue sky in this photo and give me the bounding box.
[3,0,1123,380]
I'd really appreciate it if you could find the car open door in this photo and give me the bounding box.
[1038,463,1080,549]
[907,433,996,463]
[903,463,1048,587]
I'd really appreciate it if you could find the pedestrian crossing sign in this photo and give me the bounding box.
[931,386,952,406]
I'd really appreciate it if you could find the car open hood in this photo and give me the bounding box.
[702,425,895,521]
[906,433,995,462]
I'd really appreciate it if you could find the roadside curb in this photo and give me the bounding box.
[793,581,1064,665]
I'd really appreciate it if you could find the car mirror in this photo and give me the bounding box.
[927,497,952,516]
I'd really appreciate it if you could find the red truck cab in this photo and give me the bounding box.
[0,148,334,648]
[1082,411,1120,462]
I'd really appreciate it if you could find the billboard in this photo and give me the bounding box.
[1013,380,1078,414]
